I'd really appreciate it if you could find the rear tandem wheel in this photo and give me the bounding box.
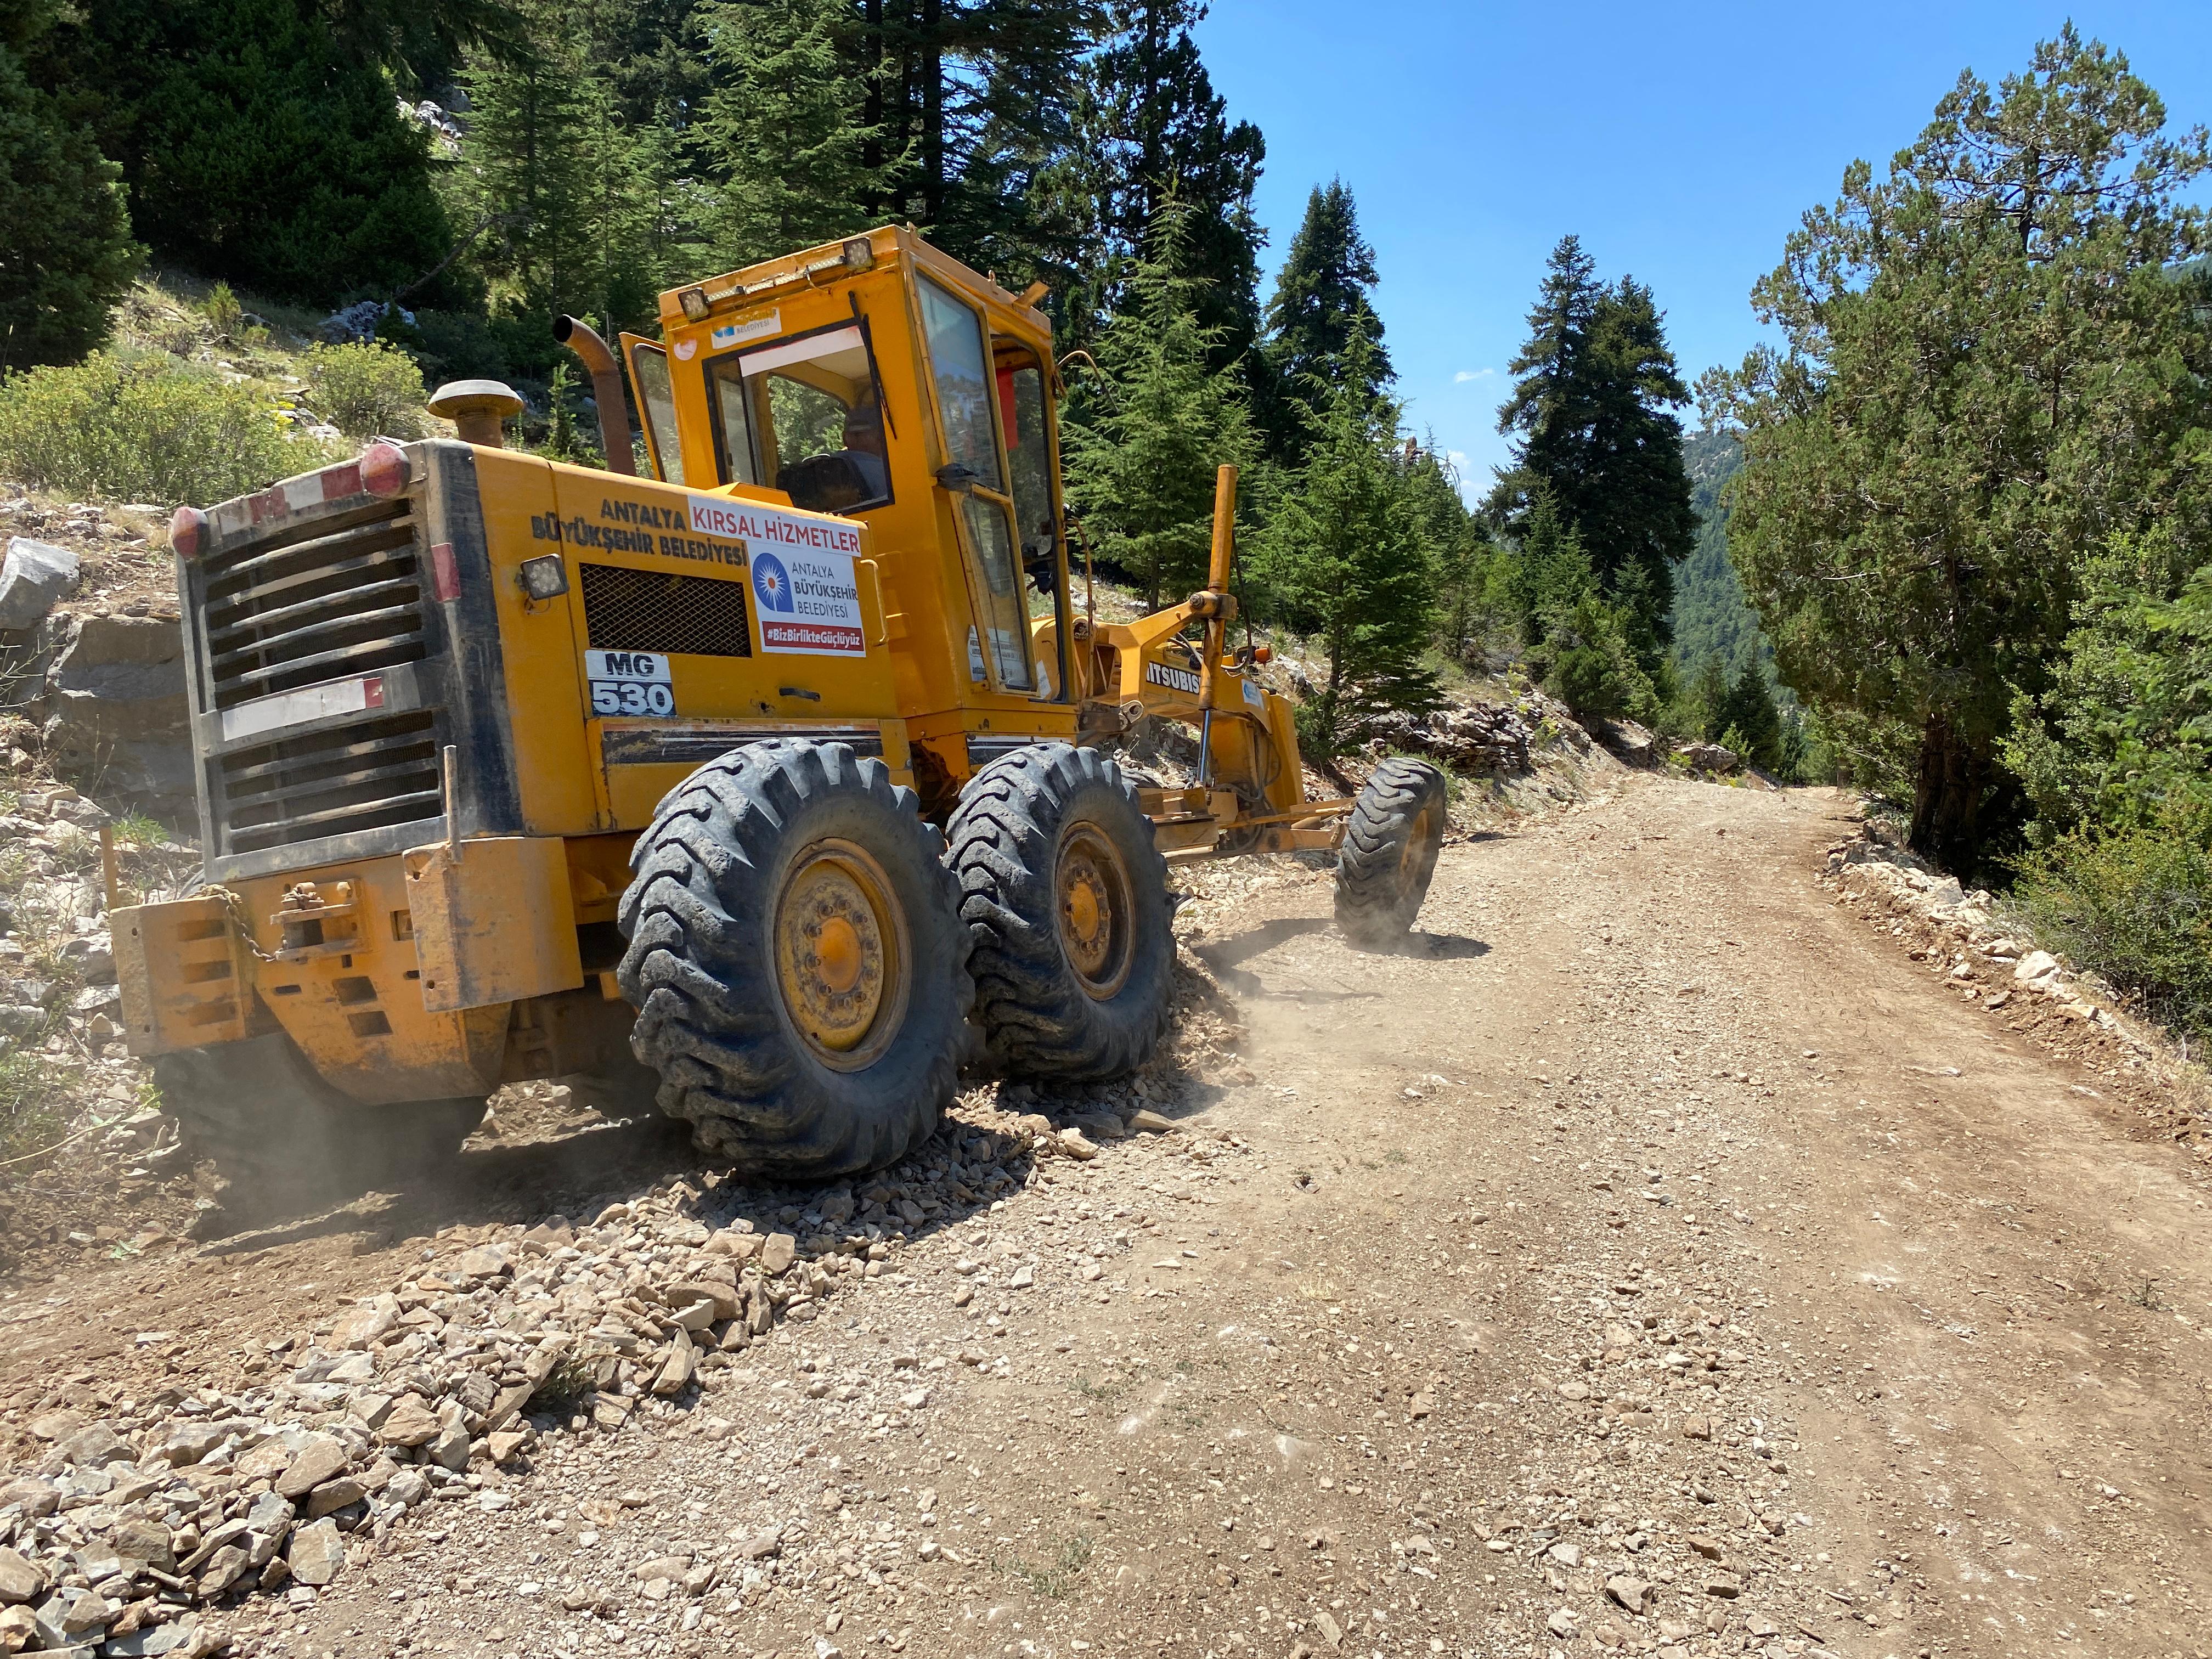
[616,740,973,1178]
[948,742,1175,1080]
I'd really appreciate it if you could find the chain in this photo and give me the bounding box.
[193,884,280,962]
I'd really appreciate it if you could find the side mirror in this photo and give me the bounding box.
[935,464,979,495]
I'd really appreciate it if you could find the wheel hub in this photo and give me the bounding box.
[774,842,907,1068]
[1058,826,1134,1000]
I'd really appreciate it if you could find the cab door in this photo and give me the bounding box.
[913,274,1035,696]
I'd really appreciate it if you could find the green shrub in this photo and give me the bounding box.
[0,1050,63,1167]
[303,341,430,441]
[0,350,337,505]
[2016,820,2212,1043]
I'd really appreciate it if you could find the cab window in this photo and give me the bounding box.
[626,341,684,485]
[997,349,1056,593]
[707,323,893,514]
[918,275,1034,693]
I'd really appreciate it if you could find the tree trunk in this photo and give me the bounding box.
[1908,713,1994,878]
[921,0,943,225]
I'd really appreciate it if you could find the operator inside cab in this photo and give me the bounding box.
[836,397,890,501]
[772,391,889,514]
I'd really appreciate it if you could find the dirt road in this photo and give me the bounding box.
[7,772,2208,1659]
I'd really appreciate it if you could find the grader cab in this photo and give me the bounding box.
[117,227,1447,1209]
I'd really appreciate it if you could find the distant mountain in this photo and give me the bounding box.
[1670,429,1769,673]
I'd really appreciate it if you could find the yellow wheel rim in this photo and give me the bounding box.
[1058,824,1135,1001]
[773,839,909,1071]
[1401,806,1436,893]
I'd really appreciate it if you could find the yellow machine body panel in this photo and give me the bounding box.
[119,225,1350,1110]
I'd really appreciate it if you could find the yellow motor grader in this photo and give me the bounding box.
[115,227,1446,1201]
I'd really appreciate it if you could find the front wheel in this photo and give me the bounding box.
[617,740,972,1178]
[1333,757,1448,947]
[949,742,1174,1079]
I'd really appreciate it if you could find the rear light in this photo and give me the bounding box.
[1252,645,1272,663]
[169,506,207,560]
[360,442,410,498]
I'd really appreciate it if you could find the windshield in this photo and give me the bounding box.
[708,324,893,514]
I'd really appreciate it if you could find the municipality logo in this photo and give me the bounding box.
[753,552,795,613]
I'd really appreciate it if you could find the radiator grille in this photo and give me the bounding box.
[201,500,426,712]
[217,710,442,855]
[581,562,752,657]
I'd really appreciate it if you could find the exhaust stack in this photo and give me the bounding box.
[553,315,637,476]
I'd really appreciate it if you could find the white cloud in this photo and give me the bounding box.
[1453,368,1494,383]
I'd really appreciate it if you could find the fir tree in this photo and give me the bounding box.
[455,4,596,314]
[1494,235,1694,664]
[28,0,454,307]
[1717,653,1784,770]
[1063,202,1251,610]
[1684,651,1730,740]
[1084,2,1266,367]
[699,0,885,267]
[1401,441,1488,662]
[1260,178,1389,459]
[1253,323,1435,757]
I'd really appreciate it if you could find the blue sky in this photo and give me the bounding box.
[1195,1,2212,495]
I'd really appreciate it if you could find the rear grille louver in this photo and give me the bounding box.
[201,499,427,712]
[217,710,443,856]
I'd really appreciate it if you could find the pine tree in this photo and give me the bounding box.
[1253,324,1435,757]
[1494,235,1694,664]
[1062,203,1251,610]
[1260,178,1390,459]
[1705,26,2212,874]
[0,3,139,370]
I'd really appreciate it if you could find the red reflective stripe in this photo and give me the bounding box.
[321,461,363,500]
[430,542,459,602]
[249,487,286,523]
[363,676,386,709]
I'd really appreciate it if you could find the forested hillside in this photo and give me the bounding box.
[1671,429,1761,672]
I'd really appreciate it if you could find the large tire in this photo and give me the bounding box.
[949,742,1174,1079]
[616,740,970,1179]
[152,1032,484,1226]
[1334,757,1449,947]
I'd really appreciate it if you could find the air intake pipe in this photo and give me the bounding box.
[552,314,636,476]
